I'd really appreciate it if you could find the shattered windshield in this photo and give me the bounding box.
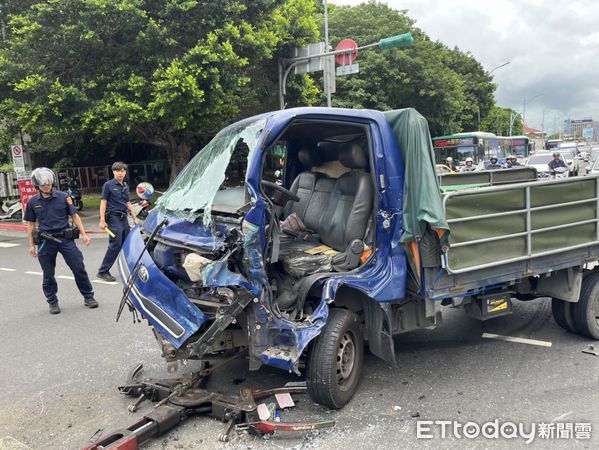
[156,118,267,226]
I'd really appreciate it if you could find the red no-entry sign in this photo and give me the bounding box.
[335,39,358,65]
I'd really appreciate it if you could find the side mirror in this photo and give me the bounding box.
[136,182,155,200]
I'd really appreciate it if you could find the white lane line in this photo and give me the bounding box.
[93,279,119,285]
[57,275,74,280]
[25,271,43,276]
[0,267,17,271]
[551,411,573,422]
[482,333,552,347]
[0,242,20,248]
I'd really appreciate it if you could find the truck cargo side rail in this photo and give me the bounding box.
[442,176,599,275]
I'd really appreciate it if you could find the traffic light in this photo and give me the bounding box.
[378,32,414,50]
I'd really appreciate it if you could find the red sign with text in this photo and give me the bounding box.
[17,179,37,217]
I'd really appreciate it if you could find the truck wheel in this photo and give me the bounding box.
[306,308,364,409]
[551,298,576,332]
[572,272,599,339]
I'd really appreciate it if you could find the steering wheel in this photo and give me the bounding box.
[261,180,300,204]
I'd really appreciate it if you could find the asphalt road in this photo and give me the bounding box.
[0,219,598,449]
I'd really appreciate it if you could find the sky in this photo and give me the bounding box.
[329,0,599,134]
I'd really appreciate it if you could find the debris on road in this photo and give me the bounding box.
[582,344,599,356]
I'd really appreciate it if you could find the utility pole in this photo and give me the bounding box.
[323,0,331,107]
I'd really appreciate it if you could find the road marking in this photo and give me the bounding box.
[57,275,74,280]
[551,411,573,422]
[0,267,17,271]
[25,271,43,276]
[93,279,119,285]
[0,242,20,248]
[0,436,32,449]
[482,333,552,347]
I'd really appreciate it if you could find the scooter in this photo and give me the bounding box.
[130,182,158,222]
[67,177,83,211]
[0,198,23,220]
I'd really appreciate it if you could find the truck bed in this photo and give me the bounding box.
[426,176,599,299]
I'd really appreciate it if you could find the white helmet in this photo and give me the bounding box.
[31,167,55,187]
[465,157,473,163]
[446,157,453,162]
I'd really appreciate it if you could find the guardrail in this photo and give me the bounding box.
[443,176,599,274]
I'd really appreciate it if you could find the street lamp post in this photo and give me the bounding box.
[488,61,510,74]
[522,92,544,131]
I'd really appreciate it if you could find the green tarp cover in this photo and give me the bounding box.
[383,108,449,242]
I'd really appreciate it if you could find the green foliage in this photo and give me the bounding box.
[0,0,320,178]
[481,106,522,136]
[325,2,497,136]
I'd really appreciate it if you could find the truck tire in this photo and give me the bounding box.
[572,272,599,339]
[306,308,364,409]
[551,298,576,332]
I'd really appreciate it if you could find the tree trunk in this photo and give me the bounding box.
[165,140,191,184]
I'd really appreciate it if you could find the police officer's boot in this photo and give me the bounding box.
[49,302,61,314]
[84,297,99,308]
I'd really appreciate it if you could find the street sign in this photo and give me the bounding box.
[16,171,35,218]
[11,145,25,172]
[323,55,336,94]
[294,42,326,75]
[335,39,358,66]
[336,63,360,76]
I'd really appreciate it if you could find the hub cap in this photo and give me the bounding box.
[337,332,356,384]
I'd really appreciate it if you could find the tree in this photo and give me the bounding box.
[481,106,522,136]
[0,0,320,180]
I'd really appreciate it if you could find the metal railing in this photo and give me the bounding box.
[442,176,599,274]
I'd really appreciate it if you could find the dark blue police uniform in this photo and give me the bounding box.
[24,190,94,304]
[98,178,131,274]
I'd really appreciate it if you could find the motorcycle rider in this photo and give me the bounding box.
[485,156,503,170]
[506,155,522,168]
[97,161,138,281]
[24,168,98,314]
[548,152,567,175]
[461,157,477,172]
[445,156,457,171]
[573,151,591,176]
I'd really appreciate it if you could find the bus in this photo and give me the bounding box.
[546,139,562,150]
[432,132,533,165]
[507,136,530,158]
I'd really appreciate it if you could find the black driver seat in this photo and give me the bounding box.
[279,142,373,269]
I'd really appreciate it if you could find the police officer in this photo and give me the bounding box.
[25,168,98,314]
[97,162,138,281]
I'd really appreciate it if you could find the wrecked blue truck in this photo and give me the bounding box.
[118,107,599,409]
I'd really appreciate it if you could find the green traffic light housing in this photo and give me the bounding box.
[378,32,414,50]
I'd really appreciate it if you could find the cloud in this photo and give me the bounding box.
[330,0,599,133]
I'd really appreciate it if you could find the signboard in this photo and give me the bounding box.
[335,38,358,66]
[433,138,475,148]
[11,145,25,172]
[16,171,36,217]
[336,63,359,76]
[582,127,594,141]
[294,42,325,75]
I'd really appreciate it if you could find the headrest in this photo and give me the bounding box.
[339,143,368,169]
[298,146,321,167]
